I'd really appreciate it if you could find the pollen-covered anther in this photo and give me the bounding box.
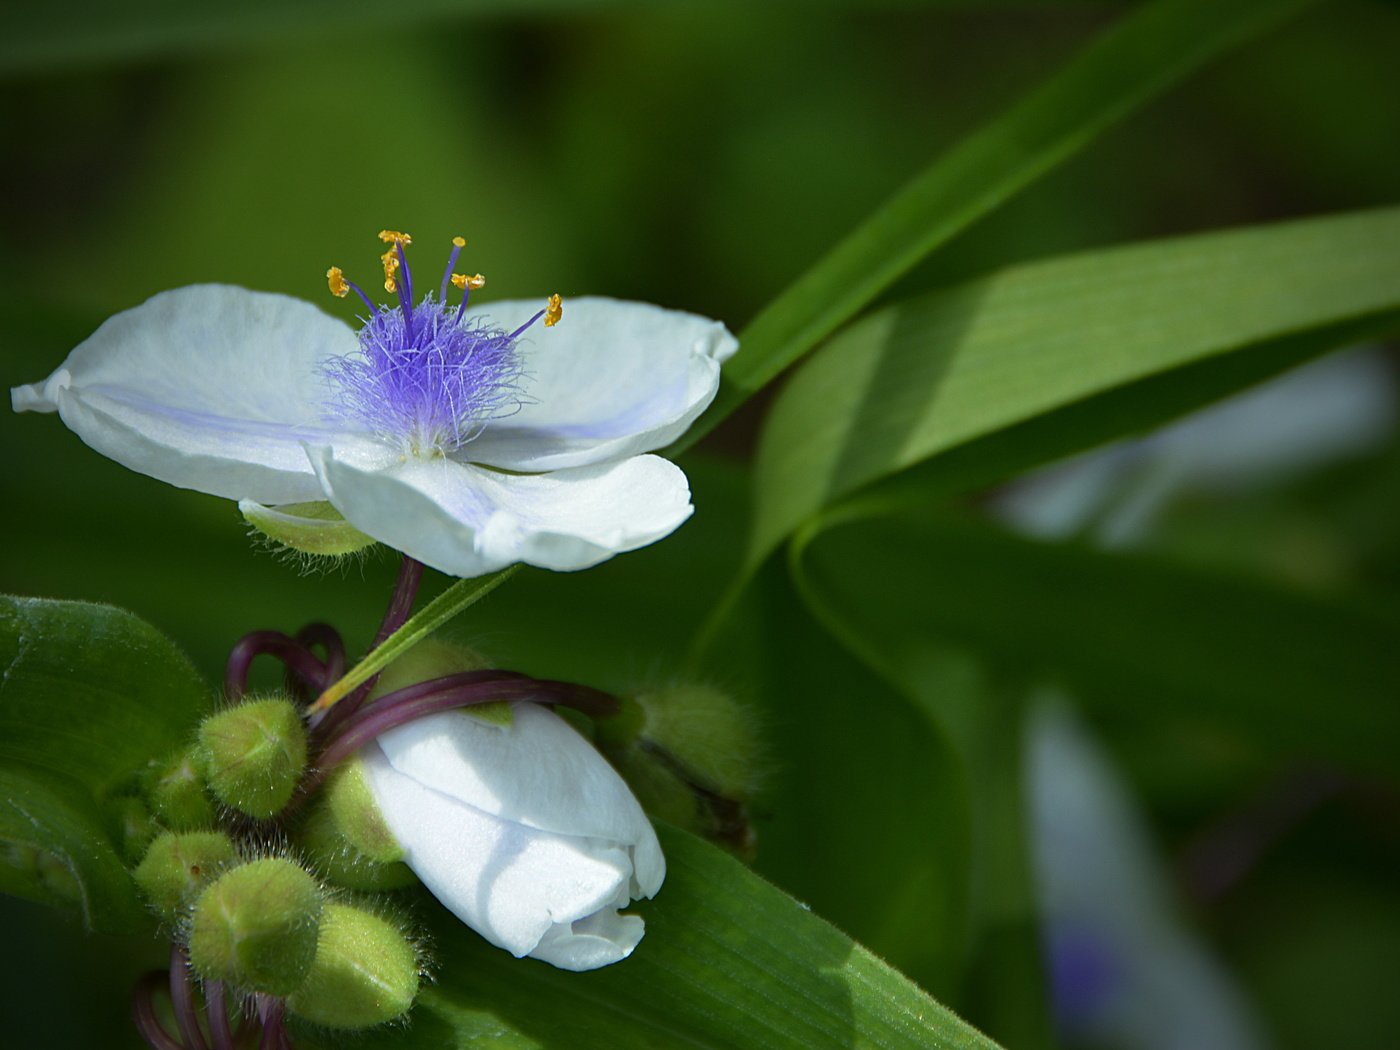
[377,230,413,246]
[452,235,466,248]
[381,248,401,294]
[544,293,563,327]
[326,267,350,298]
[451,273,486,291]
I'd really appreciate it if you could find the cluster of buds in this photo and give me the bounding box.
[117,603,759,1048]
[127,693,422,1045]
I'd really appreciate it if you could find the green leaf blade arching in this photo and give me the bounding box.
[750,207,1400,565]
[0,595,213,795]
[336,826,1001,1050]
[673,0,1316,450]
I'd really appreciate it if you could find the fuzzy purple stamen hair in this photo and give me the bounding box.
[322,234,552,455]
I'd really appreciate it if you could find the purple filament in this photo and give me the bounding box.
[439,240,464,302]
[323,240,532,454]
[311,670,619,782]
[341,276,378,316]
[509,308,547,340]
[394,241,415,340]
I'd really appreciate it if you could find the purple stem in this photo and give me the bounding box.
[312,556,423,742]
[225,631,328,700]
[204,981,236,1050]
[296,623,347,684]
[259,999,289,1050]
[132,972,186,1050]
[169,945,210,1050]
[373,557,425,648]
[313,671,618,776]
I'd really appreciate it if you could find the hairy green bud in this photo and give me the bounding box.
[598,683,759,854]
[109,796,159,865]
[188,858,323,994]
[296,761,413,891]
[143,747,215,829]
[286,903,419,1029]
[197,697,308,819]
[132,830,237,920]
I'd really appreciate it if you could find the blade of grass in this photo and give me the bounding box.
[670,0,1315,452]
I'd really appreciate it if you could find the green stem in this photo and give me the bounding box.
[309,565,519,714]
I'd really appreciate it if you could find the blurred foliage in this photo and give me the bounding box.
[2,1,1399,1048]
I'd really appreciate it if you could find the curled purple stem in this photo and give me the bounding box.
[132,971,186,1050]
[296,623,347,683]
[204,981,236,1050]
[312,670,619,779]
[225,631,329,700]
[169,944,210,1050]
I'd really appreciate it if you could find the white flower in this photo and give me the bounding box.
[359,703,665,971]
[11,235,737,576]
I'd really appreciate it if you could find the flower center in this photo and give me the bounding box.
[323,231,562,457]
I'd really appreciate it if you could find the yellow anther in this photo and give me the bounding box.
[450,273,486,291]
[380,247,401,294]
[451,236,466,248]
[544,293,563,328]
[377,230,413,246]
[326,267,349,298]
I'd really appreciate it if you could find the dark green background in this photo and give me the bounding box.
[2,3,1398,1047]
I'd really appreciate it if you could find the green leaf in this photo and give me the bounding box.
[673,0,1315,452]
[749,206,1400,566]
[319,825,1000,1050]
[0,764,146,932]
[0,595,213,795]
[793,506,1400,776]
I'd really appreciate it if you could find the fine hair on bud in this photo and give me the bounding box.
[133,830,238,922]
[598,681,763,854]
[197,696,309,819]
[142,747,216,829]
[285,900,423,1030]
[109,795,158,865]
[187,857,324,995]
[294,769,416,892]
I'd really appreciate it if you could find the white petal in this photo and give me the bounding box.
[377,705,665,899]
[361,744,641,966]
[308,444,693,577]
[11,285,364,503]
[529,893,646,971]
[460,296,737,472]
